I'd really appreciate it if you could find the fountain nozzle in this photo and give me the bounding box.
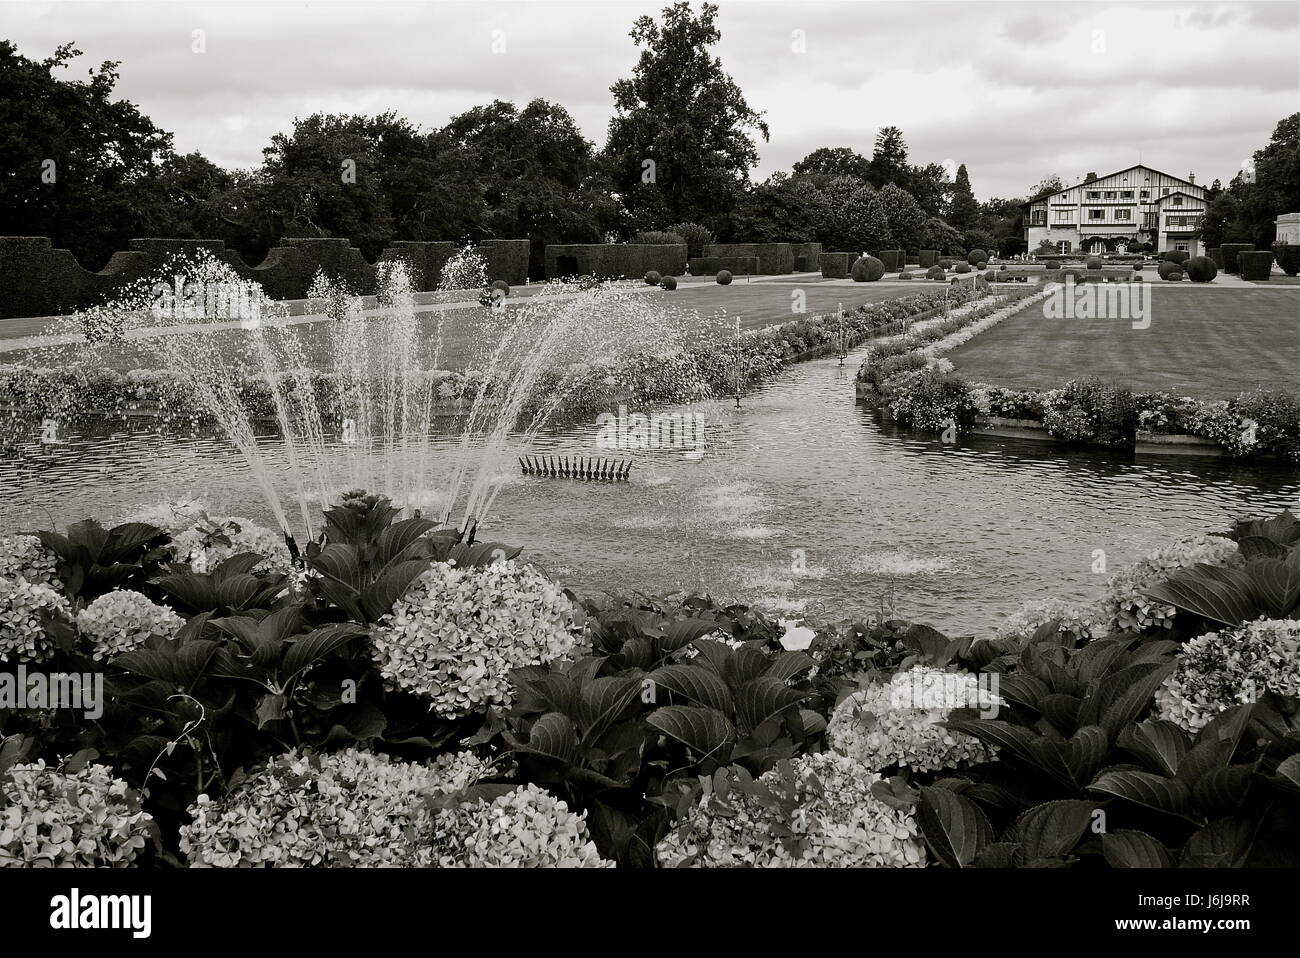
[284,531,303,568]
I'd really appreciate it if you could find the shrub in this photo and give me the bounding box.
[975,261,987,270]
[1234,387,1300,461]
[966,249,987,266]
[429,782,611,867]
[1208,248,1225,269]
[666,222,714,257]
[898,271,913,280]
[0,535,59,588]
[644,270,662,286]
[2,757,155,867]
[76,589,183,660]
[0,576,71,663]
[1238,250,1275,280]
[917,250,938,268]
[1168,270,1183,282]
[660,275,678,291]
[1271,243,1300,276]
[880,366,977,432]
[180,748,487,867]
[1042,377,1137,445]
[1162,250,1190,265]
[925,265,945,280]
[1184,255,1218,282]
[1156,260,1178,280]
[371,559,580,718]
[1220,243,1254,273]
[1095,534,1240,634]
[954,262,971,274]
[633,231,686,247]
[936,257,957,270]
[984,270,996,282]
[819,253,852,279]
[656,752,927,868]
[490,279,510,296]
[878,249,903,271]
[828,666,1000,772]
[1086,257,1103,270]
[716,270,732,285]
[851,256,885,282]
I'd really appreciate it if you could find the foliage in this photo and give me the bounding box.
[881,367,977,433]
[1185,255,1218,282]
[851,255,885,282]
[1041,378,1137,446]
[1238,250,1275,281]
[1272,244,1300,276]
[634,231,684,246]
[716,269,732,285]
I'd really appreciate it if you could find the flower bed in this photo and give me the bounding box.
[3,493,1298,868]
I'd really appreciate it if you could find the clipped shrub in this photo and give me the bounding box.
[819,252,852,279]
[918,249,938,268]
[851,255,886,282]
[936,257,957,270]
[1132,263,1142,271]
[975,261,987,270]
[1168,270,1183,282]
[954,262,971,274]
[633,230,686,247]
[925,265,945,280]
[1271,243,1299,276]
[1185,255,1218,283]
[1238,250,1275,281]
[1086,257,1103,270]
[966,249,987,266]
[984,269,996,282]
[898,271,913,280]
[660,275,678,290]
[1208,248,1225,269]
[644,270,662,286]
[490,279,510,296]
[1220,243,1254,273]
[716,270,732,285]
[1161,250,1190,265]
[878,249,903,272]
[666,222,715,257]
[1156,260,1179,280]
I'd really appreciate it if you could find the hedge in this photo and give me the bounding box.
[918,250,938,268]
[789,242,823,272]
[878,249,903,272]
[1208,247,1225,270]
[1161,250,1190,265]
[1220,243,1254,274]
[701,243,794,275]
[544,243,687,281]
[819,252,853,279]
[1273,244,1300,276]
[1238,251,1275,281]
[690,256,760,276]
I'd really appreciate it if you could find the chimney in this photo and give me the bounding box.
[1188,172,1195,184]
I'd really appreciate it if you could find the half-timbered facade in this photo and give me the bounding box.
[1023,165,1207,256]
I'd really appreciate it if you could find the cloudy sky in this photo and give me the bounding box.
[6,0,1298,200]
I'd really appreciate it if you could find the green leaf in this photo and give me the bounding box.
[281,623,367,679]
[255,693,288,728]
[916,785,994,868]
[1144,564,1261,626]
[1118,720,1191,777]
[1099,662,1176,740]
[733,677,806,733]
[644,664,734,711]
[1179,816,1255,867]
[1010,800,1096,860]
[1191,765,1255,817]
[1243,557,1300,617]
[722,646,769,689]
[646,706,734,760]
[1102,829,1174,867]
[576,676,643,742]
[1088,768,1195,820]
[510,712,580,764]
[361,559,433,621]
[763,650,816,683]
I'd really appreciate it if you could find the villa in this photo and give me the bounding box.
[1022,165,1208,255]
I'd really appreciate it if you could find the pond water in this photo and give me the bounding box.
[2,341,1296,638]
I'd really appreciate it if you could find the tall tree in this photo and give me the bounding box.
[946,163,978,233]
[877,183,926,252]
[791,146,872,184]
[869,126,910,188]
[604,2,768,233]
[907,162,950,217]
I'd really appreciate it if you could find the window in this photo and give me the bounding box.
[1161,188,1171,196]
[1140,190,1150,199]
[1104,191,1117,199]
[1121,191,1134,199]
[1054,209,1073,223]
[1057,241,1071,254]
[1175,242,1188,252]
[1086,191,1100,200]
[1115,208,1131,220]
[1172,195,1183,207]
[1089,208,1105,220]
[1030,210,1045,225]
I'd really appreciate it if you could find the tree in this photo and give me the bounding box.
[824,185,892,253]
[1027,174,1063,202]
[791,146,872,184]
[921,217,964,255]
[946,163,978,233]
[907,162,950,217]
[604,2,768,233]
[725,173,821,243]
[1197,113,1300,249]
[877,183,926,252]
[0,41,178,267]
[869,126,910,189]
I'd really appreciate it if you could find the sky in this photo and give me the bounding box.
[4,0,1299,200]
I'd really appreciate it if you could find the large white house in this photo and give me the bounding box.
[1023,165,1208,256]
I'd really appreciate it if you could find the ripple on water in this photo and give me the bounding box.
[849,551,967,577]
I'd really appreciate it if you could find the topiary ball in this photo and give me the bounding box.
[954,262,971,273]
[644,270,662,285]
[716,270,732,285]
[1184,256,1217,283]
[898,271,913,280]
[491,279,510,295]
[1163,250,1190,265]
[984,270,996,282]
[1167,270,1183,282]
[1086,257,1103,270]
[925,265,945,280]
[966,249,987,266]
[851,255,886,282]
[1157,260,1177,280]
[975,261,987,270]
[660,275,678,290]
[1132,263,1142,271]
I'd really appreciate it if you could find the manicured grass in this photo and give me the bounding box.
[947,286,1300,399]
[642,281,929,332]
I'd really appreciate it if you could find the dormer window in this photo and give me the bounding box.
[1172,195,1183,207]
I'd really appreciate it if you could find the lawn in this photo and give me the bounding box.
[947,286,1300,399]
[0,277,925,372]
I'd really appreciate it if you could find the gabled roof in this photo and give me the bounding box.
[1154,190,1204,205]
[1022,164,1203,207]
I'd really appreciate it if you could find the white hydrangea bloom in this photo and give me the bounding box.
[372,559,581,719]
[1155,618,1300,734]
[1,759,154,867]
[0,575,72,663]
[76,589,184,660]
[429,782,611,868]
[1097,535,1241,633]
[657,752,927,868]
[180,747,489,868]
[0,535,60,589]
[828,666,1001,773]
[170,516,292,575]
[993,597,1100,642]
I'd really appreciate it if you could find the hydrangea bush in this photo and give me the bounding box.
[1,758,154,867]
[1154,619,1300,733]
[657,752,927,868]
[372,559,582,718]
[828,666,1000,772]
[0,576,71,663]
[0,535,60,589]
[180,748,488,867]
[75,589,183,660]
[1095,534,1240,633]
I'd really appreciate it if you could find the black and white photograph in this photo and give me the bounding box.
[0,0,1298,934]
